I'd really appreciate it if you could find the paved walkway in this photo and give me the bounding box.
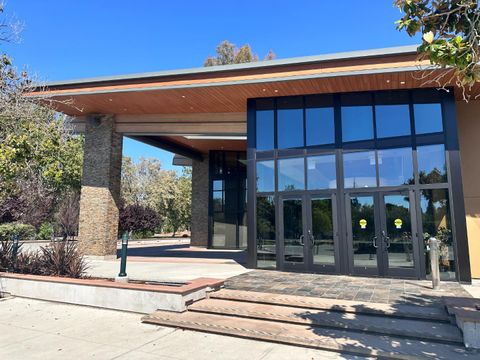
[0,297,367,360]
[225,270,472,306]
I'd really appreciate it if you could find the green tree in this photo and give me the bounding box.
[204,40,275,66]
[395,0,480,99]
[0,4,83,228]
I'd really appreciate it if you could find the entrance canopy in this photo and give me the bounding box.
[32,44,463,158]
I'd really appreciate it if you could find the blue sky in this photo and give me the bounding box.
[4,1,420,171]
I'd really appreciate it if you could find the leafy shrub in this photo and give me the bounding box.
[37,222,54,240]
[16,251,42,275]
[0,223,35,241]
[0,239,21,271]
[119,203,160,235]
[38,240,87,278]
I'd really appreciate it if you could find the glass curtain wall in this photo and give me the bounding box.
[210,151,247,249]
[251,89,458,280]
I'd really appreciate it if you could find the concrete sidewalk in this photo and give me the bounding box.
[0,297,367,360]
[86,257,249,282]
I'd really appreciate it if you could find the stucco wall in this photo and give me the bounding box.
[191,158,209,247]
[456,100,480,279]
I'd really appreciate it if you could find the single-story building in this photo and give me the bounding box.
[36,45,480,283]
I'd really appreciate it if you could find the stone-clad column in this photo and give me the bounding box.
[78,115,123,257]
[191,158,209,247]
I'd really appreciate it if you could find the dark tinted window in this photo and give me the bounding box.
[414,103,443,134]
[256,196,276,269]
[375,105,411,138]
[417,144,447,183]
[420,189,455,280]
[341,106,374,142]
[277,109,304,149]
[256,110,274,151]
[306,107,335,146]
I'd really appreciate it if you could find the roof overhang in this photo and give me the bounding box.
[33,45,439,117]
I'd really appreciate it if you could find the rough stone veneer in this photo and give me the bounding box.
[78,115,123,257]
[191,158,209,247]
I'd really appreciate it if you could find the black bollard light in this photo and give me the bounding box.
[118,231,129,278]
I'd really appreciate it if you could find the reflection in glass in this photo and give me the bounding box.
[311,198,335,265]
[378,148,414,186]
[307,154,336,190]
[278,158,305,191]
[351,196,377,267]
[213,191,223,212]
[421,189,455,280]
[283,199,304,263]
[343,151,377,188]
[375,104,411,138]
[306,108,335,145]
[212,213,237,248]
[213,180,223,191]
[414,103,443,134]
[239,212,248,249]
[256,160,275,192]
[417,144,447,184]
[384,195,414,269]
[257,196,276,269]
[341,106,374,142]
[256,110,274,151]
[277,109,304,149]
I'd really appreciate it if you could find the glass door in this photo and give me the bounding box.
[279,195,307,271]
[306,194,338,273]
[380,192,420,278]
[346,194,381,276]
[346,191,421,278]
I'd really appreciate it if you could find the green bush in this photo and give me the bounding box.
[37,222,54,240]
[0,223,36,241]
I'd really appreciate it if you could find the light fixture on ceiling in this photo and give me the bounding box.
[181,95,186,98]
[386,80,390,83]
[400,81,406,85]
[274,89,279,93]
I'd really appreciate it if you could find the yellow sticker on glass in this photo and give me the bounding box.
[394,218,403,229]
[359,219,367,229]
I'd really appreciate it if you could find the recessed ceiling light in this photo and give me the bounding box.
[181,95,186,98]
[262,88,266,92]
[386,80,390,83]
[400,81,406,85]
[108,98,113,102]
[274,89,279,93]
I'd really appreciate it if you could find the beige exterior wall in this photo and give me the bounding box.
[457,101,480,279]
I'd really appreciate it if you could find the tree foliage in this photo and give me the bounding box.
[121,157,192,236]
[0,4,83,232]
[395,0,480,98]
[118,203,160,234]
[204,40,276,66]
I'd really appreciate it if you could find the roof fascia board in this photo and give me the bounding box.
[44,64,425,97]
[42,45,419,88]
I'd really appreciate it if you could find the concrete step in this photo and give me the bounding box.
[142,310,475,360]
[211,289,451,322]
[188,298,463,344]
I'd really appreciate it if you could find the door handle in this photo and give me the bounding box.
[382,230,391,248]
[299,235,305,246]
[308,229,314,248]
[372,236,378,248]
